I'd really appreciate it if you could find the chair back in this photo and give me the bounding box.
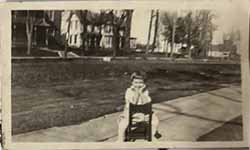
[126,102,152,141]
[129,102,152,115]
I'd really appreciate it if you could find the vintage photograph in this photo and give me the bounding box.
[9,1,246,145]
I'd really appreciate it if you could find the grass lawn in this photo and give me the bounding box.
[11,60,241,135]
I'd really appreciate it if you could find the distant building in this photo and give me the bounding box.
[61,10,136,50]
[100,23,115,49]
[154,11,214,57]
[12,10,136,52]
[12,10,60,48]
[208,39,239,58]
[151,11,187,54]
[61,11,83,48]
[208,44,225,58]
[130,37,137,49]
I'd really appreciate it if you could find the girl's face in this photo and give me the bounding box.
[132,78,145,89]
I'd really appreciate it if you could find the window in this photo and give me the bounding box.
[70,35,73,44]
[51,11,55,21]
[107,36,112,48]
[48,11,55,21]
[75,20,78,30]
[107,25,111,33]
[106,37,110,46]
[74,34,77,44]
[71,21,74,30]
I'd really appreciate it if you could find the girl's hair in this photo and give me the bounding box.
[130,71,147,81]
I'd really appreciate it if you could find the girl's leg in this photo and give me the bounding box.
[117,116,129,142]
[151,113,159,140]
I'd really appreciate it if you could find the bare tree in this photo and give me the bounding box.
[185,12,193,59]
[79,10,88,56]
[223,28,241,59]
[25,11,36,55]
[170,14,176,58]
[124,10,134,51]
[64,11,74,58]
[194,10,216,57]
[108,10,126,57]
[160,10,216,59]
[160,11,178,57]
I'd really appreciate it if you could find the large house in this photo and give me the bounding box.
[12,10,62,49]
[12,10,136,54]
[61,10,136,50]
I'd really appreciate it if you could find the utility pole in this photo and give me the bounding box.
[146,10,154,54]
[152,9,159,53]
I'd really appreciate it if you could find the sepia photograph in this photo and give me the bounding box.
[1,0,249,149]
[11,8,243,142]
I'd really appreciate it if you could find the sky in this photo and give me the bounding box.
[131,5,245,45]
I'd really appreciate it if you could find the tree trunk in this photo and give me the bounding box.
[146,10,154,54]
[65,12,72,58]
[90,25,95,49]
[170,17,176,58]
[111,10,119,57]
[112,26,119,57]
[27,34,32,55]
[97,25,102,50]
[152,10,159,53]
[25,11,33,55]
[81,10,88,56]
[124,10,133,52]
[187,28,192,59]
[165,40,169,56]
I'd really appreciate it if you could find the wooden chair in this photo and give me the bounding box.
[125,102,152,142]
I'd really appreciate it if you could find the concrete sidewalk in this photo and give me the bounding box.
[13,86,242,142]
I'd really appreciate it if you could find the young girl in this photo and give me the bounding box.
[117,71,159,142]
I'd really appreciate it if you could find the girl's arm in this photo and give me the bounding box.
[123,88,132,117]
[140,89,152,104]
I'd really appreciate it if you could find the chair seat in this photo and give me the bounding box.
[131,121,149,127]
[126,123,150,141]
[132,114,150,123]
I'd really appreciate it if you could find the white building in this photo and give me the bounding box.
[100,23,113,48]
[61,10,136,50]
[61,11,83,48]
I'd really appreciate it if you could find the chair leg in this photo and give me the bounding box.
[125,128,129,142]
[145,125,152,141]
[149,125,152,141]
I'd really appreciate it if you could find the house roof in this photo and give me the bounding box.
[12,11,55,28]
[35,19,52,27]
[69,10,127,26]
[72,10,104,26]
